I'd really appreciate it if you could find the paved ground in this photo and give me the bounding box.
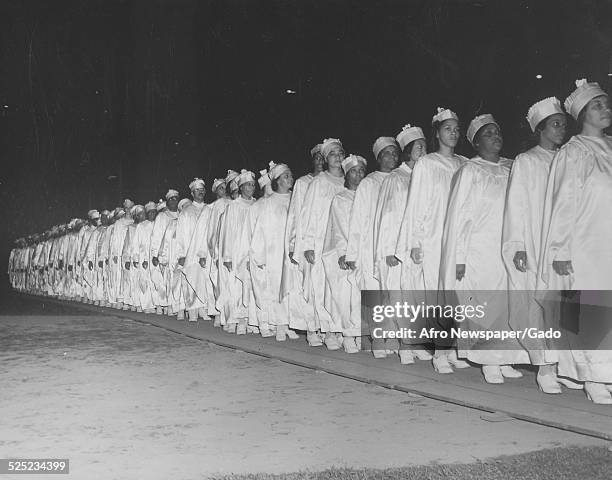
[0,292,609,479]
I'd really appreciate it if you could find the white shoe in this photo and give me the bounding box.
[399,350,415,365]
[324,332,341,350]
[412,349,433,361]
[260,328,275,338]
[500,365,523,378]
[236,325,247,335]
[536,373,562,394]
[287,329,300,340]
[343,337,359,354]
[275,330,287,341]
[482,365,504,384]
[176,311,185,320]
[432,356,453,374]
[307,331,323,347]
[585,382,612,404]
[447,350,470,368]
[213,318,221,327]
[558,377,584,390]
[372,349,387,359]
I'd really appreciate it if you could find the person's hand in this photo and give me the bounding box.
[124,262,131,270]
[142,261,148,269]
[58,260,64,269]
[345,260,356,270]
[224,261,232,271]
[410,247,423,264]
[98,260,103,268]
[68,264,73,272]
[152,256,159,267]
[77,260,81,267]
[456,264,466,281]
[88,261,93,270]
[513,251,527,272]
[289,251,298,265]
[113,256,118,264]
[553,260,573,276]
[178,257,186,267]
[304,250,315,264]
[199,257,207,268]
[338,255,348,270]
[386,255,400,267]
[105,258,109,266]
[133,261,139,268]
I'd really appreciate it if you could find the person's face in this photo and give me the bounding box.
[437,118,460,148]
[312,152,325,173]
[100,214,109,226]
[277,170,294,191]
[136,210,146,223]
[230,188,239,199]
[192,187,206,203]
[240,181,256,198]
[410,139,427,161]
[346,165,366,188]
[166,196,179,211]
[215,184,227,198]
[474,123,503,154]
[147,209,157,222]
[325,146,345,169]
[540,113,567,147]
[584,95,612,130]
[378,145,400,171]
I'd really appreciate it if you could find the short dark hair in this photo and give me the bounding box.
[271,177,280,192]
[429,121,442,152]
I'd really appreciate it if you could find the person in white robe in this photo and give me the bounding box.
[538,79,612,404]
[502,97,571,394]
[98,210,115,306]
[108,201,133,308]
[322,155,366,353]
[214,171,240,327]
[132,202,157,313]
[280,144,322,339]
[295,138,346,347]
[221,169,257,334]
[344,137,398,354]
[78,210,99,302]
[150,191,180,314]
[177,178,208,321]
[205,174,233,325]
[249,163,301,341]
[120,205,138,310]
[396,109,468,371]
[440,114,529,384]
[84,210,104,304]
[91,210,110,305]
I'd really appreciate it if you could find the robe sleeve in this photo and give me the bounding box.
[175,209,191,259]
[501,154,529,268]
[150,214,166,258]
[344,179,371,263]
[298,179,319,253]
[285,178,307,253]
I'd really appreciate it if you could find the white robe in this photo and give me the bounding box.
[176,201,206,312]
[184,205,213,315]
[133,220,155,311]
[295,171,345,332]
[206,198,231,317]
[345,171,389,290]
[502,145,554,364]
[250,192,292,327]
[150,210,178,307]
[440,156,529,365]
[281,173,316,331]
[538,135,612,382]
[322,189,361,336]
[158,216,183,313]
[373,163,412,290]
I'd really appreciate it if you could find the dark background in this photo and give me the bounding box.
[1,0,611,287]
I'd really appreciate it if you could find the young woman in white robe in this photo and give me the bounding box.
[249,163,301,341]
[538,81,612,404]
[395,109,467,372]
[345,138,398,354]
[502,97,571,394]
[322,155,366,353]
[440,115,529,384]
[372,126,427,360]
[280,146,323,338]
[220,170,257,334]
[151,193,179,314]
[295,138,346,347]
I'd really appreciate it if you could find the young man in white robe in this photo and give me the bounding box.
[249,163,300,341]
[84,210,105,305]
[345,137,398,355]
[176,178,208,321]
[395,109,467,371]
[440,114,529,384]
[78,210,100,302]
[132,202,158,313]
[502,97,572,394]
[220,170,257,334]
[295,138,346,347]
[322,155,366,353]
[151,191,180,315]
[109,200,134,308]
[281,144,323,340]
[120,205,139,311]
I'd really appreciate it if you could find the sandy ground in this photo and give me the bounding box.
[0,296,605,479]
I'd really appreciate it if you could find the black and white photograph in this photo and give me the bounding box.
[2,1,612,478]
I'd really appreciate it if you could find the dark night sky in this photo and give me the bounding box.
[1,0,611,275]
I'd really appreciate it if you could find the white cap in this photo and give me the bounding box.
[237,169,256,186]
[310,143,322,157]
[258,169,271,188]
[225,169,239,183]
[87,209,101,220]
[432,107,459,125]
[321,138,343,158]
[467,114,499,146]
[341,154,367,174]
[396,124,425,151]
[372,136,399,160]
[123,199,134,210]
[178,198,192,211]
[564,78,608,120]
[212,178,225,192]
[268,161,290,180]
[526,97,564,132]
[156,200,166,212]
[144,201,157,212]
[189,177,205,191]
[165,189,179,200]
